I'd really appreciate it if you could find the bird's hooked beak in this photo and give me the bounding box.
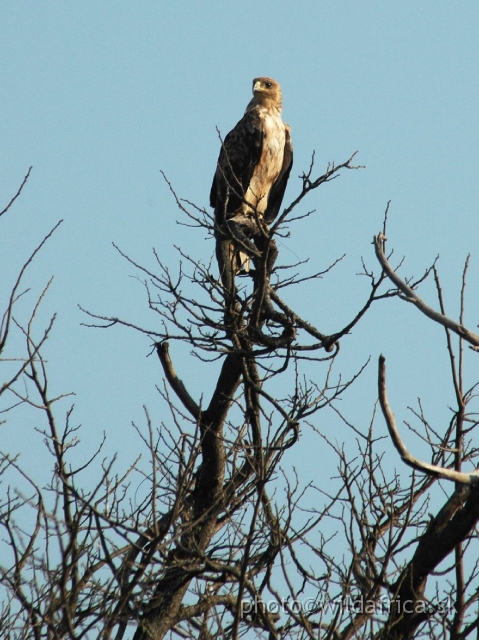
[253,80,262,92]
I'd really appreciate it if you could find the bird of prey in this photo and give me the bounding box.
[210,77,293,279]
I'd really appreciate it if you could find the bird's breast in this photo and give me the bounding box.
[244,111,286,214]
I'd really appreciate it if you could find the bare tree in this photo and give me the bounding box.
[1,156,479,640]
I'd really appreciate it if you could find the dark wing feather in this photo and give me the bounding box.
[263,125,293,225]
[210,110,263,225]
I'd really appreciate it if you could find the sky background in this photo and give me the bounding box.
[1,2,479,505]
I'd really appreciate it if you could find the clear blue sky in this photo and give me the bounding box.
[1,2,479,486]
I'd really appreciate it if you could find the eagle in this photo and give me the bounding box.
[210,77,293,281]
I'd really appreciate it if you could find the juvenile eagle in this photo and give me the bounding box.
[210,77,293,278]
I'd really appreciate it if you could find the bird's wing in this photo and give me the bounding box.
[210,110,263,223]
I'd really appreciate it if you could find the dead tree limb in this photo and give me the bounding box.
[378,355,479,484]
[374,233,479,350]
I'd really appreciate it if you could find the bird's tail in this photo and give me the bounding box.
[237,251,251,273]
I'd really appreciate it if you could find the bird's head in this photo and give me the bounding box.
[251,77,282,107]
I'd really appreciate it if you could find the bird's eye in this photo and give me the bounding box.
[265,82,272,89]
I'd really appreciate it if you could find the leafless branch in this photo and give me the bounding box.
[378,355,479,484]
[374,233,479,350]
